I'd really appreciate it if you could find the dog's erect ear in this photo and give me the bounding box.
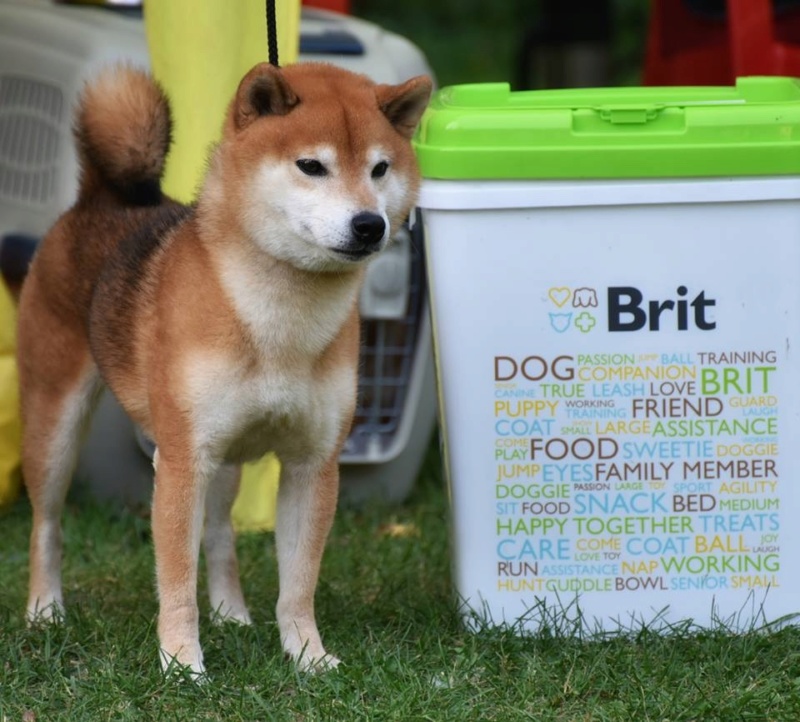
[376,76,433,139]
[234,63,298,130]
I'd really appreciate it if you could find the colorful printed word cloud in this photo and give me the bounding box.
[492,285,781,607]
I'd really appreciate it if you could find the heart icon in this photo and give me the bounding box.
[548,287,571,308]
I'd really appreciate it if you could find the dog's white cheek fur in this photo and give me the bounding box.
[378,172,412,233]
[364,145,414,233]
[245,162,362,270]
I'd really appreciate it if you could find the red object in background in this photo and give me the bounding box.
[301,0,350,13]
[644,0,800,84]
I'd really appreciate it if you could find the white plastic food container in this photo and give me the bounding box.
[414,77,800,632]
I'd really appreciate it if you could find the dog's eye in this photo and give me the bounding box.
[296,159,328,177]
[371,161,389,179]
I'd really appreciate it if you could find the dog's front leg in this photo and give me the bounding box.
[275,454,340,671]
[151,450,213,678]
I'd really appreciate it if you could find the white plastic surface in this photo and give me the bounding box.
[421,176,800,632]
[419,176,800,210]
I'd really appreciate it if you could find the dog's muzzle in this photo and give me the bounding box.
[336,212,386,260]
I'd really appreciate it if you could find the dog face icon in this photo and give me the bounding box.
[572,288,598,308]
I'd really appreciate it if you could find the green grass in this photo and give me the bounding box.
[2,444,800,720]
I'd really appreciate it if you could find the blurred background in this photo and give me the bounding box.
[352,0,649,88]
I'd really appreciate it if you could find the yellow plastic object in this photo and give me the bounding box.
[144,0,300,202]
[0,282,21,510]
[231,453,280,532]
[144,0,300,531]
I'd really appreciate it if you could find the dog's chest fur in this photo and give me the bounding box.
[183,248,360,464]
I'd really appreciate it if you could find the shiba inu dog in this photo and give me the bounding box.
[17,61,431,677]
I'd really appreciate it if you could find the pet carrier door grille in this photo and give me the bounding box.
[343,225,426,462]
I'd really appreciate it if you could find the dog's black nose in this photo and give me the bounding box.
[351,212,386,246]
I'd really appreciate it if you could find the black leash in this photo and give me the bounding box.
[266,0,280,67]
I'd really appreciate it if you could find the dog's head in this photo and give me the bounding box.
[206,62,431,272]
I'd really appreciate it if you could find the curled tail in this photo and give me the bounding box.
[75,65,172,205]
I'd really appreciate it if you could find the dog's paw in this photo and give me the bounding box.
[297,652,341,674]
[160,647,207,684]
[279,616,339,673]
[26,599,64,626]
[210,605,252,626]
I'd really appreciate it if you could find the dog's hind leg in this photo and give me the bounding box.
[204,463,251,625]
[18,329,101,622]
[275,454,341,672]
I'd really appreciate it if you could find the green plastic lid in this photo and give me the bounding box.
[413,77,800,180]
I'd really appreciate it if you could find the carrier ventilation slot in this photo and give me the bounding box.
[0,75,63,205]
